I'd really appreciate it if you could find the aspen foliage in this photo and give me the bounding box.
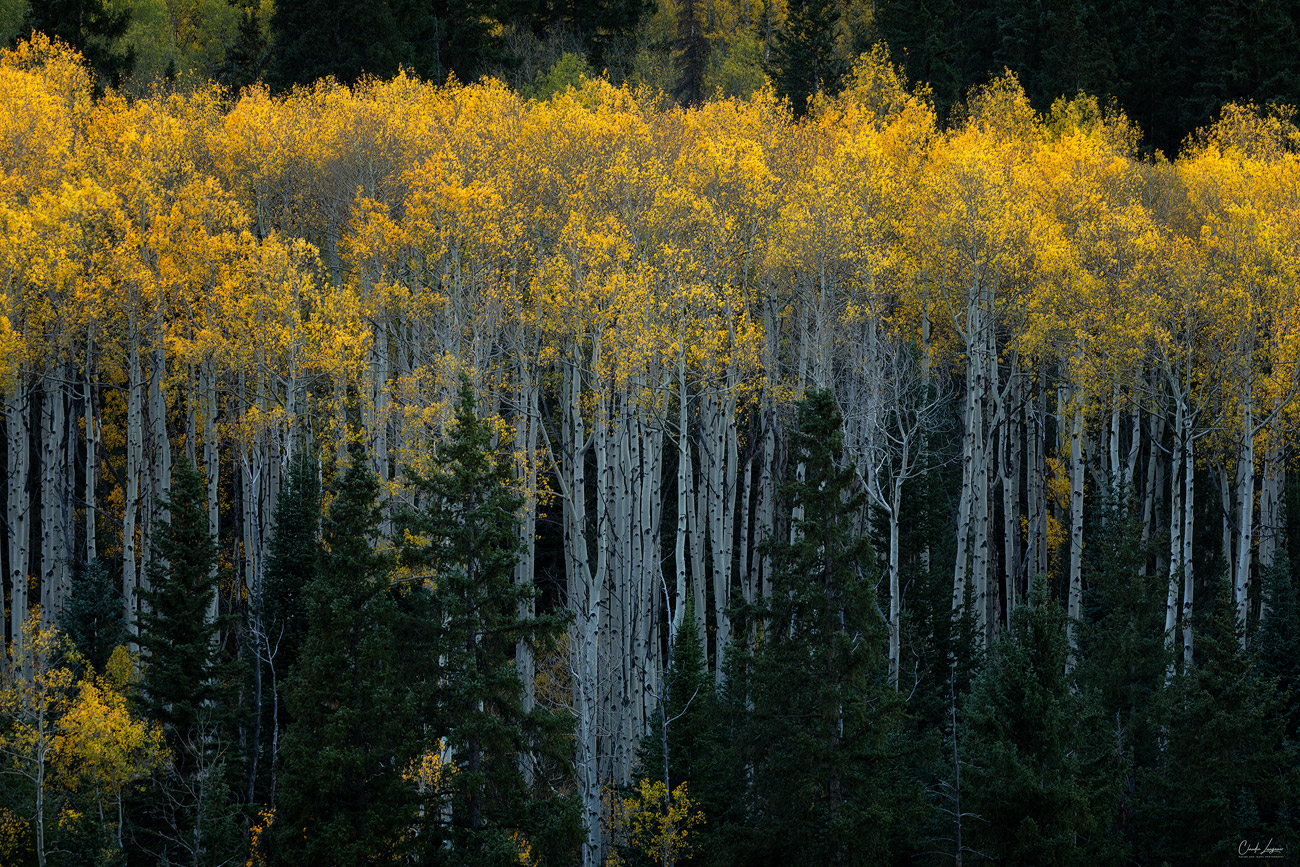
[2,36,1300,866]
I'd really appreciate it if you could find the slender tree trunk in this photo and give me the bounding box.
[7,383,31,663]
[1067,398,1085,660]
[1233,394,1255,642]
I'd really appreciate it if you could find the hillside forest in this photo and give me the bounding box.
[2,29,1300,867]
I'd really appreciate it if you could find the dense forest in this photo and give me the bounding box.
[3,20,1300,867]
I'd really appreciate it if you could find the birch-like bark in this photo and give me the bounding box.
[1233,393,1255,642]
[39,377,68,622]
[84,349,98,564]
[1067,400,1085,659]
[123,339,144,642]
[7,384,31,662]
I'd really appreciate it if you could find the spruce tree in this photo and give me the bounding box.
[136,458,229,757]
[394,375,580,865]
[64,558,125,674]
[1134,576,1299,862]
[253,446,320,805]
[18,0,135,87]
[962,578,1115,866]
[1076,488,1166,852]
[769,0,846,116]
[270,441,417,866]
[132,456,242,866]
[728,389,919,865]
[622,599,723,866]
[1257,550,1300,743]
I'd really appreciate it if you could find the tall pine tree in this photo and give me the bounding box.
[725,389,919,865]
[132,456,243,866]
[962,578,1116,866]
[394,375,580,865]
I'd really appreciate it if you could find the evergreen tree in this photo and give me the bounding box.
[18,0,135,86]
[394,375,580,865]
[622,599,723,866]
[135,458,229,758]
[962,578,1115,865]
[769,0,847,116]
[726,389,919,865]
[270,0,405,86]
[262,448,320,682]
[215,5,271,91]
[1076,488,1166,853]
[251,446,320,807]
[63,558,125,674]
[672,0,709,106]
[1257,550,1300,743]
[270,441,417,866]
[132,456,243,866]
[1134,575,1300,862]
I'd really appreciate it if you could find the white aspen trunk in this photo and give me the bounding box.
[642,420,664,738]
[1258,432,1284,624]
[7,384,31,662]
[1025,380,1042,583]
[1233,396,1255,643]
[1067,401,1085,659]
[687,435,707,649]
[952,345,978,613]
[561,358,601,867]
[1220,467,1234,584]
[40,377,68,622]
[1125,410,1141,492]
[1259,432,1283,571]
[124,339,145,642]
[673,361,690,639]
[84,352,98,564]
[1181,431,1195,668]
[1164,402,1184,679]
[203,363,219,626]
[888,471,903,688]
[1140,409,1166,566]
[149,341,171,528]
[1108,389,1121,483]
[515,353,539,713]
[1001,391,1020,624]
[758,406,776,604]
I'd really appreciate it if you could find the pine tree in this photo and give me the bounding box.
[1076,488,1166,852]
[132,456,243,867]
[135,458,228,758]
[1257,550,1300,743]
[270,0,406,87]
[270,441,417,866]
[253,446,320,806]
[622,599,723,866]
[63,558,125,674]
[769,0,847,116]
[18,0,135,87]
[962,578,1115,865]
[672,0,709,106]
[727,389,919,865]
[394,375,580,865]
[1134,575,1300,862]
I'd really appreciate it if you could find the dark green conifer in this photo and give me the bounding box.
[271,441,417,866]
[64,558,125,674]
[18,0,135,87]
[963,578,1114,865]
[727,389,919,865]
[1134,575,1299,861]
[132,456,243,866]
[394,375,580,865]
[769,0,846,115]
